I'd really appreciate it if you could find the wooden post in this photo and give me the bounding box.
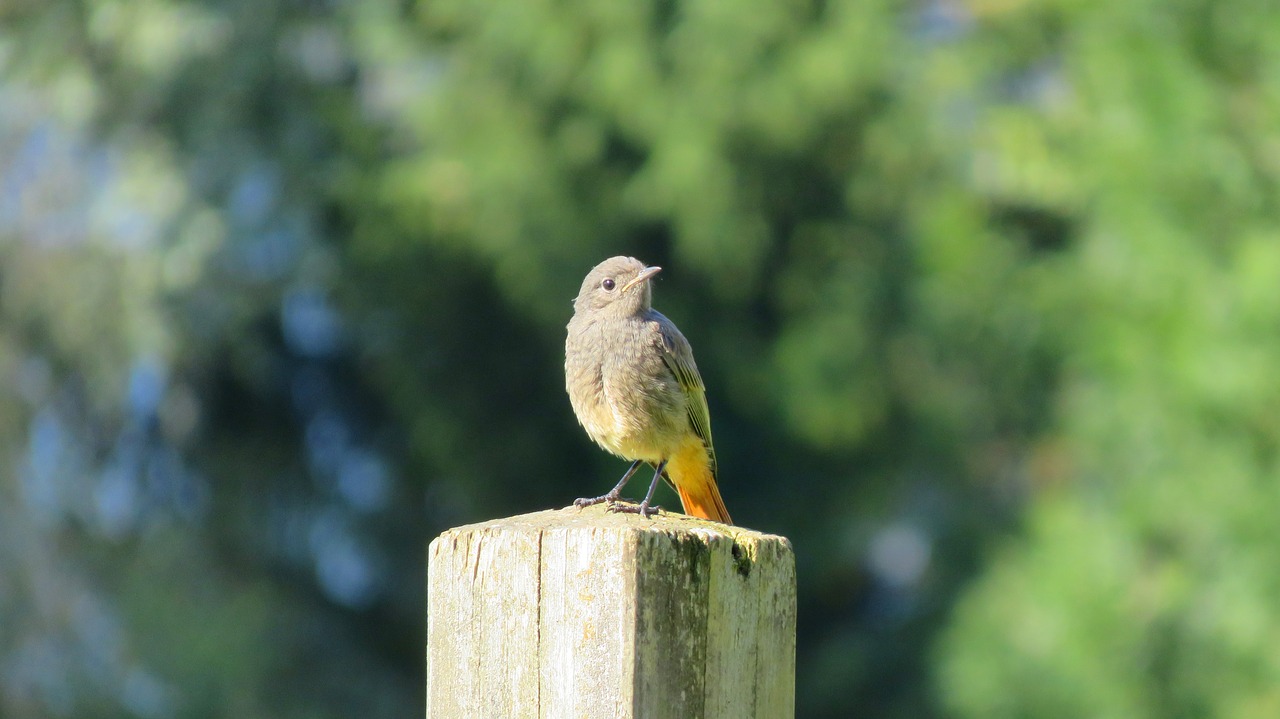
[427,505,796,719]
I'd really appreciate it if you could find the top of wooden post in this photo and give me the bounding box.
[435,503,789,552]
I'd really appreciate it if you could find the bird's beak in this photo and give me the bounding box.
[621,266,662,292]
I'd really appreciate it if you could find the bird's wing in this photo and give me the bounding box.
[653,314,717,478]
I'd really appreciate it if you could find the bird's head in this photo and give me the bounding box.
[572,256,662,317]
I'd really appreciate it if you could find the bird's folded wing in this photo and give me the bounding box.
[655,320,718,476]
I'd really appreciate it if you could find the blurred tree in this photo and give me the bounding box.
[0,1,420,716]
[935,2,1280,717]
[2,0,1276,717]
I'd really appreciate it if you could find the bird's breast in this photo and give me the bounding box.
[565,317,685,461]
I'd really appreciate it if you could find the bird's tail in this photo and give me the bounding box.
[666,439,732,525]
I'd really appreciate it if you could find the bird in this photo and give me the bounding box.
[564,256,732,524]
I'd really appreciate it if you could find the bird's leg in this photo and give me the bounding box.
[609,460,665,519]
[575,459,644,509]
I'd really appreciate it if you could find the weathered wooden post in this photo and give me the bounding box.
[427,504,796,718]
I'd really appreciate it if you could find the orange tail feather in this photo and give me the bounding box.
[667,441,732,525]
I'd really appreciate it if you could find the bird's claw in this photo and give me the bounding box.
[574,491,619,509]
[608,500,661,518]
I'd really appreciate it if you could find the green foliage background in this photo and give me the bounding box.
[2,0,1279,716]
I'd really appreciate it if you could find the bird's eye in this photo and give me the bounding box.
[601,278,616,291]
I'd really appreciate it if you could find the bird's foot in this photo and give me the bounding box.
[573,491,620,509]
[608,500,661,519]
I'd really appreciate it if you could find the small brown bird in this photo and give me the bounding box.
[565,256,732,524]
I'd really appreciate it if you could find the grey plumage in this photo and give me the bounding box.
[564,256,730,523]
